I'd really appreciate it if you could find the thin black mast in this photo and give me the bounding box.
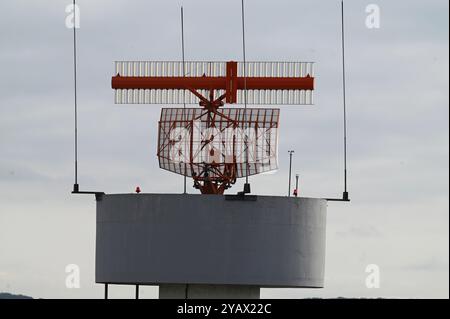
[72,0,79,193]
[341,0,349,201]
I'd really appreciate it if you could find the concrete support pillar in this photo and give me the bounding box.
[159,284,260,299]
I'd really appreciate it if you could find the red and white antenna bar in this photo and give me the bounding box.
[112,61,314,105]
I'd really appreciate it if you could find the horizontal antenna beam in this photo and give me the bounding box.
[112,76,314,90]
[112,76,314,103]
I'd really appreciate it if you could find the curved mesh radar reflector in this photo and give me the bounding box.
[157,108,279,179]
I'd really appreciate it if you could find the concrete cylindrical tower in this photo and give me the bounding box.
[95,194,327,299]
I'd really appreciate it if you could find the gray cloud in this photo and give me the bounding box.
[0,0,448,298]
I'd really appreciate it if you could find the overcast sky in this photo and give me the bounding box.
[0,0,448,299]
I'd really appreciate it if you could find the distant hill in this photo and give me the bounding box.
[0,292,33,299]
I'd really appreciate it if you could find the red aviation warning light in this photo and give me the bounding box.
[111,61,314,194]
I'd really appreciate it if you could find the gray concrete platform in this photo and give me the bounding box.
[95,194,327,292]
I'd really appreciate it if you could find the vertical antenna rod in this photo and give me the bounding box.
[181,6,187,194]
[341,0,349,201]
[72,0,79,193]
[70,2,102,196]
[241,0,250,193]
[288,151,294,197]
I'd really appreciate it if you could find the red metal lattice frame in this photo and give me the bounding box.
[158,107,279,194]
[112,60,311,194]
